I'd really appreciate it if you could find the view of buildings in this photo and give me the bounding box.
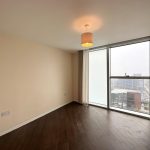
[111,75,150,114]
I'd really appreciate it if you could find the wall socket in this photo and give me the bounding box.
[1,111,10,117]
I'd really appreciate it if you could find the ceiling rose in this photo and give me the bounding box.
[73,15,103,33]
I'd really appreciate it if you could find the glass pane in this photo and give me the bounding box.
[111,41,150,76]
[89,49,107,106]
[110,79,150,114]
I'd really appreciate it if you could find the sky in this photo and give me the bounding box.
[111,41,150,76]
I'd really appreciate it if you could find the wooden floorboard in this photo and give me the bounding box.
[0,102,150,150]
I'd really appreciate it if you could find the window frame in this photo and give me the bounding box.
[87,36,150,119]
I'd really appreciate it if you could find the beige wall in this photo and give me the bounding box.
[0,34,73,134]
[72,52,79,101]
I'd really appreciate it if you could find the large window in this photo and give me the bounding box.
[88,39,150,118]
[110,41,150,116]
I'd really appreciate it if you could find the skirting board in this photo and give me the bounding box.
[0,101,72,137]
[73,100,82,104]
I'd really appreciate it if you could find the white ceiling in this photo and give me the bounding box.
[0,0,150,51]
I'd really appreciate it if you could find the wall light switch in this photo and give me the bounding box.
[1,111,10,117]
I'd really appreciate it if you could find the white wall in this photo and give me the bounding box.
[0,34,73,134]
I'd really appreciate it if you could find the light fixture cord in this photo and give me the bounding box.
[84,24,89,32]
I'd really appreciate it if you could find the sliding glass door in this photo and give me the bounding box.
[110,41,150,116]
[89,49,107,107]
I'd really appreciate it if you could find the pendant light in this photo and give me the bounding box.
[81,24,93,48]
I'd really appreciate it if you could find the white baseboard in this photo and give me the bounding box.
[73,100,82,104]
[72,100,78,102]
[0,101,72,137]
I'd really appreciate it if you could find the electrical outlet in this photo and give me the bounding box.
[1,111,10,117]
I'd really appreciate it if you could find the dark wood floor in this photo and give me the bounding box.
[0,102,150,150]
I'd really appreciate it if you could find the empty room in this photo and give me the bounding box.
[0,0,150,150]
